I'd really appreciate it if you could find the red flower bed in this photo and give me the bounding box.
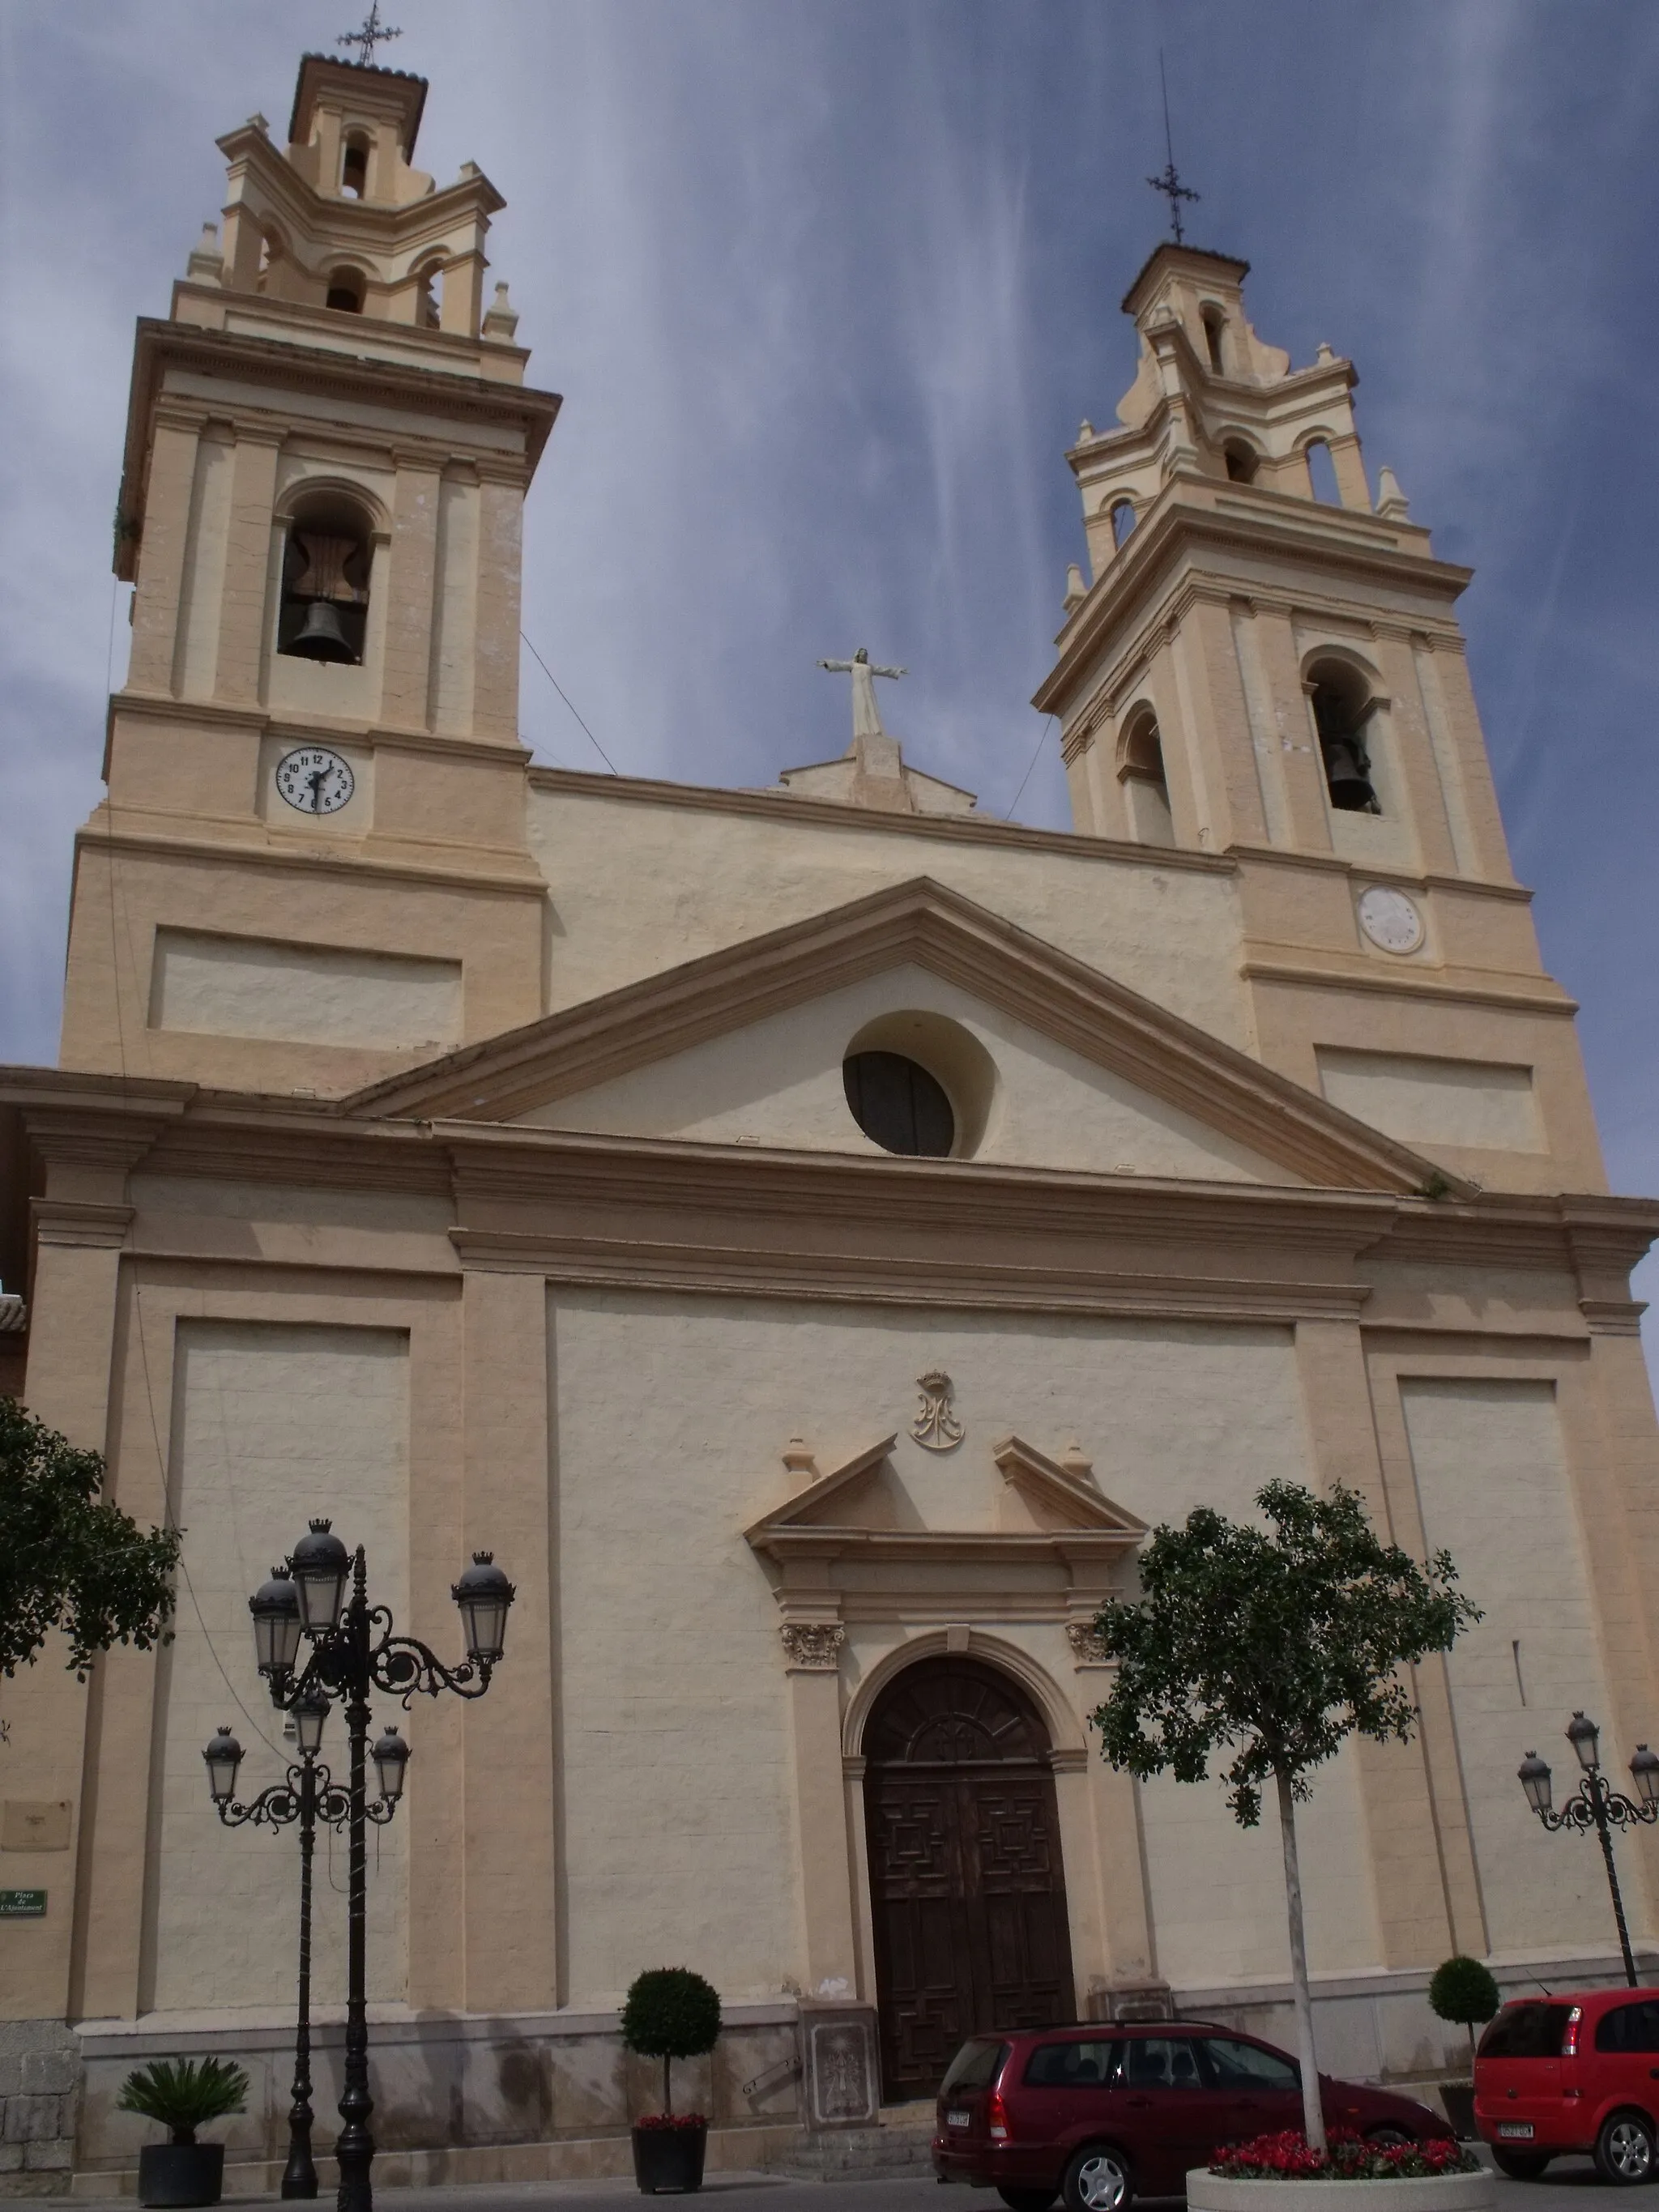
[1211,2129,1481,2180]
[633,2112,708,2131]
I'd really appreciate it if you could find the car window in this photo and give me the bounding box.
[1124,2037,1206,2089]
[940,2040,1010,2094]
[1478,2005,1574,2059]
[1201,2037,1300,2091]
[1597,2003,1659,2054]
[1024,2041,1124,2089]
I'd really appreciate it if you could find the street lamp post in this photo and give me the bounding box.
[1518,1711,1659,1987]
[251,1524,514,2212]
[201,1680,403,2197]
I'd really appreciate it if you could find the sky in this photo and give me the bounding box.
[1,0,1657,1354]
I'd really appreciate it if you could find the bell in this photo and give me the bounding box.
[288,600,356,664]
[1321,735,1376,813]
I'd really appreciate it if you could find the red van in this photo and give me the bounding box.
[932,2023,1452,2211]
[1475,1988,1659,2184]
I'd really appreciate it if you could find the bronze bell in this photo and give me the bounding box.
[289,600,356,664]
[1321,735,1377,813]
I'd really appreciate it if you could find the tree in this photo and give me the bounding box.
[1429,1954,1501,2075]
[1090,1480,1479,2151]
[621,1967,722,2116]
[0,1396,181,1681]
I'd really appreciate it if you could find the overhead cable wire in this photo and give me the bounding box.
[520,629,620,774]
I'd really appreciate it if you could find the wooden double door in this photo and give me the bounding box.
[864,1657,1075,2100]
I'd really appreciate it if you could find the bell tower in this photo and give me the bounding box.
[1036,242,1603,1193]
[62,54,560,1094]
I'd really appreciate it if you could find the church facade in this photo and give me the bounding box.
[5,49,1659,2191]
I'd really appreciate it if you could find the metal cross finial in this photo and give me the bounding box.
[338,4,403,65]
[1146,51,1200,246]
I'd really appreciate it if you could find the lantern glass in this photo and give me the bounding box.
[249,1567,302,1677]
[451,1551,515,1665]
[292,1689,329,1760]
[291,1519,350,1635]
[372,1727,411,1805]
[1631,1745,1659,1809]
[203,1725,244,1805]
[1567,1710,1601,1774]
[1518,1750,1554,1816]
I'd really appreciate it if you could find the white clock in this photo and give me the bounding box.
[1356,884,1424,955]
[275,746,355,816]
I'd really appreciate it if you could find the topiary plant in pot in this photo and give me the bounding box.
[621,1967,722,2194]
[118,2056,249,2208]
[1429,1954,1502,2140]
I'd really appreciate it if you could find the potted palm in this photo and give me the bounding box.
[1429,1955,1501,2140]
[621,1967,721,2194]
[117,2056,248,2207]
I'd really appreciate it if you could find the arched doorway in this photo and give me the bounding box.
[862,1656,1075,2099]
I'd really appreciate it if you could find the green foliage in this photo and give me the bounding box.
[117,2057,249,2146]
[1090,1481,1480,1826]
[0,1397,181,1679]
[1428,1955,1501,2029]
[621,1967,721,2117]
[621,1967,722,2061]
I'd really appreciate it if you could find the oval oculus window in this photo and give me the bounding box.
[843,1050,955,1157]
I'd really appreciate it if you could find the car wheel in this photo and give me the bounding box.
[1365,2128,1412,2148]
[996,2192,1058,2212]
[1061,2145,1133,2212]
[1595,2112,1657,2186]
[1491,2150,1550,2180]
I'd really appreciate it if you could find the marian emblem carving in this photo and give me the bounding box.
[911,1370,965,1454]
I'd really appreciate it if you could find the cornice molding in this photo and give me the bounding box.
[75,814,545,899]
[30,1199,134,1250]
[117,318,561,578]
[525,764,1235,873]
[1242,958,1578,1016]
[348,876,1460,1196]
[105,687,531,768]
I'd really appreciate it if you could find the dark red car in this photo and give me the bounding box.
[932,2022,1452,2211]
[1474,1988,1659,2184]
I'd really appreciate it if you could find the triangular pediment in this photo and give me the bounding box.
[744,1432,1147,1562]
[342,877,1461,1195]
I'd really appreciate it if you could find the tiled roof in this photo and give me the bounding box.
[0,1294,27,1334]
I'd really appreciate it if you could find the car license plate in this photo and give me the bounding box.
[947,2111,970,2129]
[1497,2123,1534,2140]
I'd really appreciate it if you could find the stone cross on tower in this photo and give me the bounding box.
[817,646,906,746]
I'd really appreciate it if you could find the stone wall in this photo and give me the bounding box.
[0,2019,78,2198]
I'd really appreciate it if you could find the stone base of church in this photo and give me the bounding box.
[0,2019,79,2198]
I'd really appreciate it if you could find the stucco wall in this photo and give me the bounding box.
[149,930,462,1055]
[548,1290,1347,2008]
[146,1321,412,2014]
[1400,1376,1639,1958]
[527,784,1250,1051]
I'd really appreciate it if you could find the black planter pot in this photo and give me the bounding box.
[137,2143,226,2208]
[1440,2082,1477,2142]
[631,2122,708,2194]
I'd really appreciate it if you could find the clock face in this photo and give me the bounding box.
[1356,884,1424,955]
[275,747,355,817]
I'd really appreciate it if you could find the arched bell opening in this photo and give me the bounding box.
[1306,654,1381,815]
[277,491,374,665]
[860,1654,1075,2101]
[1118,706,1175,847]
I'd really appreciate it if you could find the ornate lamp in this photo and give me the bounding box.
[291,1519,351,1636]
[452,1552,515,1665]
[203,1726,245,1806]
[1518,1750,1553,1817]
[1567,1710,1601,1774]
[292,1686,331,1761]
[371,1728,412,1805]
[249,1566,303,1678]
[1631,1745,1659,1809]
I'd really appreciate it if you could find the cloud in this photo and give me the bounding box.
[4,0,1659,1372]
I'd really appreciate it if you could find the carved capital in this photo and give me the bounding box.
[780,1623,846,1673]
[1065,1621,1112,1666]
